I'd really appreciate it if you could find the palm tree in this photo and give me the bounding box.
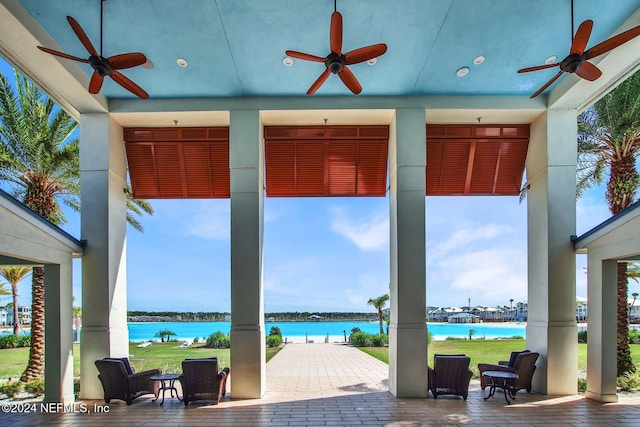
[368,294,390,335]
[0,267,31,335]
[577,69,640,376]
[0,282,11,297]
[0,69,153,381]
[154,329,176,343]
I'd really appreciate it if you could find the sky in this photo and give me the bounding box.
[0,57,634,314]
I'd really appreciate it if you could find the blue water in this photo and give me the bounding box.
[127,321,526,341]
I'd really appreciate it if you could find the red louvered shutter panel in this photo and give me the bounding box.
[357,141,388,196]
[126,143,158,197]
[124,127,230,199]
[328,141,357,196]
[296,142,326,196]
[264,126,389,198]
[265,141,296,196]
[426,124,529,196]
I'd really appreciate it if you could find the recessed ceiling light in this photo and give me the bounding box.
[544,55,558,64]
[283,57,294,67]
[473,55,485,65]
[142,59,154,69]
[456,66,470,77]
[367,57,378,65]
[176,58,188,68]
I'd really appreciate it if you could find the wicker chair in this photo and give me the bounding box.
[478,351,539,393]
[180,358,230,406]
[428,354,473,400]
[95,358,161,405]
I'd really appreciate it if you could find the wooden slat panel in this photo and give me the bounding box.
[426,140,444,195]
[126,143,158,198]
[494,140,528,195]
[426,124,529,196]
[357,141,388,196]
[210,142,230,198]
[470,141,500,194]
[328,141,357,195]
[154,144,184,197]
[265,141,296,196]
[440,141,470,194]
[182,144,212,197]
[124,127,230,199]
[296,142,326,196]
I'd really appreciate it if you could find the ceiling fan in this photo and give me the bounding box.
[518,0,640,98]
[37,0,149,99]
[285,0,387,95]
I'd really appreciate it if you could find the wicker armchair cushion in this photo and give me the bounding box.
[507,350,530,367]
[104,357,134,374]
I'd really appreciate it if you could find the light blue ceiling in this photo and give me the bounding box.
[15,0,640,98]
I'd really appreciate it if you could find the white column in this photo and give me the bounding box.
[586,256,618,402]
[79,113,128,399]
[229,109,265,398]
[43,261,74,403]
[526,109,577,395]
[388,108,428,397]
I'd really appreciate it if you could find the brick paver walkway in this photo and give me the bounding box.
[2,343,640,426]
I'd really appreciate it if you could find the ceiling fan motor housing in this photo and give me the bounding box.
[325,52,346,74]
[559,53,586,73]
[89,55,114,76]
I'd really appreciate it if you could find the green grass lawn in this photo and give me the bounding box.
[1,342,281,380]
[358,340,640,378]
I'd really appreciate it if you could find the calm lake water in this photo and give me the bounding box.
[127,321,526,342]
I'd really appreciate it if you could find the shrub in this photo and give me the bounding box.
[509,335,525,340]
[205,331,230,349]
[629,329,640,344]
[617,369,640,392]
[0,381,23,399]
[24,379,45,396]
[577,378,587,393]
[370,334,388,347]
[0,334,31,349]
[269,326,282,337]
[266,335,282,348]
[578,330,588,343]
[445,336,466,341]
[350,331,388,347]
[74,378,80,398]
[427,331,433,345]
[350,327,362,335]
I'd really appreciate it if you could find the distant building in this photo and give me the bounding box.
[308,314,323,321]
[6,305,31,325]
[447,312,480,323]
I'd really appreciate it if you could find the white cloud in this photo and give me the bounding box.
[429,248,527,307]
[184,200,230,240]
[330,207,389,251]
[431,224,514,259]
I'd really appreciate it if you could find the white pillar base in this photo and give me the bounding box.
[230,328,266,399]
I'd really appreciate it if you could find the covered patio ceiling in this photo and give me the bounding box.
[0,0,639,127]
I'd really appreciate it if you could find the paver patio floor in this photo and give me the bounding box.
[1,343,639,426]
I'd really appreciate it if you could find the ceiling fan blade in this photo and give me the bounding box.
[585,25,640,59]
[345,44,388,65]
[570,20,593,54]
[37,46,89,63]
[109,53,148,70]
[330,11,343,54]
[575,61,602,81]
[530,70,564,98]
[66,16,99,57]
[110,71,149,99]
[338,66,362,95]
[285,50,325,62]
[517,63,559,73]
[88,72,104,94]
[307,69,331,95]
